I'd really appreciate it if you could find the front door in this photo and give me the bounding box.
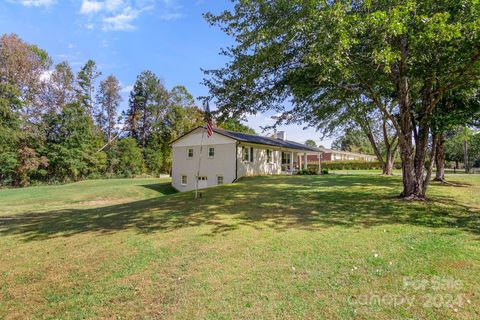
[197,176,208,189]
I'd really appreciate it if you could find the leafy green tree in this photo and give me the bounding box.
[0,33,52,186]
[445,127,480,170]
[125,70,165,149]
[96,75,122,175]
[116,138,144,177]
[217,118,256,134]
[0,84,21,185]
[76,60,101,116]
[433,89,480,179]
[147,85,203,174]
[305,139,317,148]
[203,0,480,199]
[42,61,76,113]
[44,102,105,182]
[332,128,374,154]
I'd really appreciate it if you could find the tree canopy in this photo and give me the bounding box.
[203,0,480,198]
[0,33,203,186]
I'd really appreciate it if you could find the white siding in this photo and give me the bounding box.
[236,143,282,177]
[171,128,237,192]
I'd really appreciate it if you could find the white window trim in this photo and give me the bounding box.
[181,175,187,186]
[217,175,224,185]
[242,146,250,162]
[208,146,215,158]
[187,148,194,159]
[266,149,272,164]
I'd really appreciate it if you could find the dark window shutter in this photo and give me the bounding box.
[250,147,254,162]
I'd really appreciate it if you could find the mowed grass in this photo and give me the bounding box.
[0,175,479,319]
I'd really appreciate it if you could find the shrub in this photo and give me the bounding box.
[314,161,402,171]
[297,167,318,175]
[321,168,329,175]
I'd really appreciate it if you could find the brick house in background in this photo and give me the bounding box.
[303,149,377,163]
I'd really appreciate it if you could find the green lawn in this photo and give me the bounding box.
[0,175,479,319]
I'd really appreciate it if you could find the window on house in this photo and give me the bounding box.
[217,176,224,185]
[250,147,254,162]
[281,152,291,165]
[242,147,250,162]
[267,149,272,163]
[197,176,208,181]
[208,147,215,158]
[181,175,187,185]
[187,148,194,158]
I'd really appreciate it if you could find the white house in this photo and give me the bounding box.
[170,126,324,192]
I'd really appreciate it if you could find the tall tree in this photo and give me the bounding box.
[217,118,256,134]
[44,102,105,181]
[126,70,162,148]
[42,61,76,113]
[76,59,101,116]
[0,33,51,186]
[432,89,480,180]
[203,0,480,199]
[332,128,374,154]
[96,75,121,143]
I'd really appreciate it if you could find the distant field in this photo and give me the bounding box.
[0,175,479,319]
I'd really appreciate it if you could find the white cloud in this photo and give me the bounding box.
[8,0,55,7]
[121,84,133,93]
[80,0,103,14]
[78,0,181,31]
[80,0,124,14]
[102,6,139,31]
[160,12,182,21]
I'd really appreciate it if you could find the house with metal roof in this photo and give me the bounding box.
[170,126,324,191]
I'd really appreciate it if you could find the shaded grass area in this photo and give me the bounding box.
[0,175,479,319]
[0,178,176,216]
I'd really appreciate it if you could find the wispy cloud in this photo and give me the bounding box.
[121,84,133,93]
[7,0,55,7]
[80,0,103,14]
[78,0,180,31]
[160,12,182,21]
[102,6,141,31]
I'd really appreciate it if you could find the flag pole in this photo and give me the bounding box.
[195,126,206,199]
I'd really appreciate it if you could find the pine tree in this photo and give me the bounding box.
[96,75,121,142]
[76,60,101,116]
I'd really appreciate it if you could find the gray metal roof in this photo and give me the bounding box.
[211,127,323,153]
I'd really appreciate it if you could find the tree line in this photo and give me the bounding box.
[0,33,206,187]
[203,0,480,199]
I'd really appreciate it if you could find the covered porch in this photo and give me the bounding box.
[280,150,323,174]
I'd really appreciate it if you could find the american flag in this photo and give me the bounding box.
[205,101,213,137]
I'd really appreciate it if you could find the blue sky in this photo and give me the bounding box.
[1,0,333,147]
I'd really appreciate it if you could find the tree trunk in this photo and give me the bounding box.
[434,132,445,181]
[395,61,416,198]
[422,132,439,195]
[383,150,395,175]
[412,119,431,198]
[463,138,469,173]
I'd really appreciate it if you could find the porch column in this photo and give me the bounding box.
[318,153,322,173]
[290,151,294,172]
[303,153,308,170]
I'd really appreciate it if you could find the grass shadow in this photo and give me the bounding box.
[140,182,178,195]
[0,175,478,241]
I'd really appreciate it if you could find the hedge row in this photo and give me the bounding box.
[307,161,402,171]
